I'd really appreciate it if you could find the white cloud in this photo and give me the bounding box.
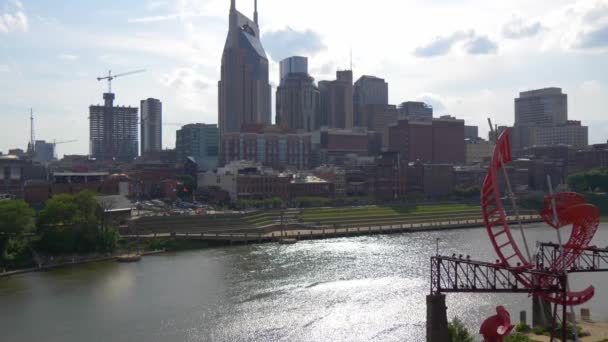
[0,0,28,33]
[503,15,544,39]
[57,54,78,62]
[465,35,498,55]
[161,66,215,112]
[146,0,170,11]
[0,64,9,73]
[413,30,498,57]
[413,31,473,57]
[95,32,208,64]
[128,12,206,23]
[263,27,326,61]
[415,93,447,112]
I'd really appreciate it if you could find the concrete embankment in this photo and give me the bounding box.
[121,215,543,246]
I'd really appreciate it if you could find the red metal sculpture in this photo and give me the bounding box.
[481,128,599,306]
[479,306,514,342]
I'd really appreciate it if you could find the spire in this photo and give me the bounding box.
[30,108,35,154]
[229,0,236,29]
[254,0,258,25]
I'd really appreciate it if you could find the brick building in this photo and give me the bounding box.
[312,127,373,166]
[388,116,465,164]
[199,161,291,201]
[373,151,405,201]
[289,174,334,199]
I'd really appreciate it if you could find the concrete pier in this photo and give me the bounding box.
[532,296,552,328]
[426,294,449,342]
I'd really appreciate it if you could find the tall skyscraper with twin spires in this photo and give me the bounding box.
[218,0,271,136]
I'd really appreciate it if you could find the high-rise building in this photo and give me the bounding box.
[218,0,271,135]
[360,104,398,148]
[464,125,479,140]
[515,88,567,126]
[276,56,319,132]
[354,75,389,127]
[140,98,162,157]
[279,56,308,81]
[33,140,54,163]
[398,101,433,122]
[513,88,588,151]
[528,121,588,147]
[319,70,354,129]
[89,93,138,161]
[175,124,219,171]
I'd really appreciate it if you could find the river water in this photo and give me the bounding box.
[1,223,607,342]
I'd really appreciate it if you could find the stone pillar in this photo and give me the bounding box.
[426,294,449,342]
[532,296,552,328]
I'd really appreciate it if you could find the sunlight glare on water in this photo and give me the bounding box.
[1,223,607,341]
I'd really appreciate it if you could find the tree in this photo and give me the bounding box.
[454,186,481,198]
[448,317,474,342]
[0,200,35,268]
[568,168,608,193]
[37,191,116,254]
[0,199,35,236]
[97,196,118,233]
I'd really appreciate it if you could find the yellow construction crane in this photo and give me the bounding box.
[97,69,146,93]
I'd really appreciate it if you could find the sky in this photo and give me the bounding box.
[1,0,608,157]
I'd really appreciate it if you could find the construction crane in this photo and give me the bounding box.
[97,69,146,93]
[52,139,77,159]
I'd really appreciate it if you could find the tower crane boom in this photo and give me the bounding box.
[96,69,146,93]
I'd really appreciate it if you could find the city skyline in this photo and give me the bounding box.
[1,0,608,156]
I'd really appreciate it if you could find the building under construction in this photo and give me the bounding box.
[90,93,138,161]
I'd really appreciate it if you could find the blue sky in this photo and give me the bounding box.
[1,0,608,156]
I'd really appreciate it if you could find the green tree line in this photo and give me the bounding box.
[0,191,118,271]
[567,168,608,215]
[568,168,608,193]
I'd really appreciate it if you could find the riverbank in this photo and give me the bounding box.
[2,215,542,277]
[0,250,165,278]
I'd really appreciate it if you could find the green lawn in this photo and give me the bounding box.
[243,204,486,228]
[301,204,480,221]
[300,204,483,227]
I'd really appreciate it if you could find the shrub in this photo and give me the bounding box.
[448,317,474,342]
[505,333,538,342]
[515,322,531,333]
[531,326,548,335]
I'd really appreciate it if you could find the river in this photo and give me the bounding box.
[1,223,607,342]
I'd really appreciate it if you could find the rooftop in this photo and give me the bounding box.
[53,172,110,176]
[291,175,328,184]
[519,87,563,98]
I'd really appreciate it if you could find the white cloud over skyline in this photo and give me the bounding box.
[0,0,27,33]
[1,0,607,156]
